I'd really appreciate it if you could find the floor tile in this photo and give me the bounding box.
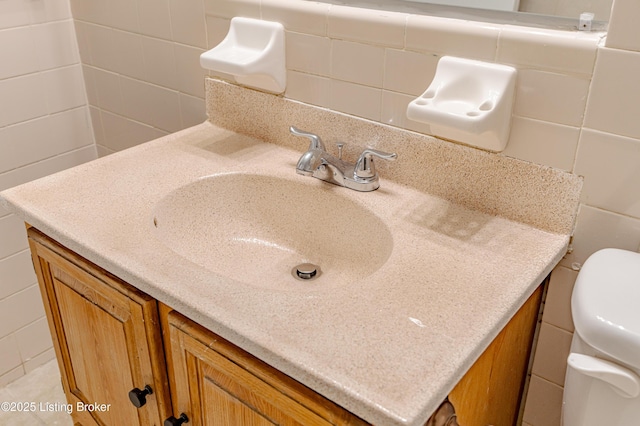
[0,360,71,426]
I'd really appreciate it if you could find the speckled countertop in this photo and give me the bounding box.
[0,79,582,426]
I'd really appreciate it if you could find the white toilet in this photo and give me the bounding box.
[563,248,640,425]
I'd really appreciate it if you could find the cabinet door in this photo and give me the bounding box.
[449,284,544,426]
[28,229,171,426]
[164,308,369,426]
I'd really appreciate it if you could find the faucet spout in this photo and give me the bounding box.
[290,126,397,192]
[296,148,325,176]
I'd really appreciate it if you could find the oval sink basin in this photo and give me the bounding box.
[152,173,393,290]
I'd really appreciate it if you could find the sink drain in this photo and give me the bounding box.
[293,263,320,281]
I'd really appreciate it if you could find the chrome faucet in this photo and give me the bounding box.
[290,126,397,192]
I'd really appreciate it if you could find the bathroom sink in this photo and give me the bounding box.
[151,173,393,290]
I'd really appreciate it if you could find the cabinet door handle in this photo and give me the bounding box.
[128,385,153,408]
[164,413,189,426]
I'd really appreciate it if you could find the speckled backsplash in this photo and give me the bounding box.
[205,78,582,235]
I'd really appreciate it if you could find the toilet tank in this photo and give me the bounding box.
[563,248,640,426]
[563,333,640,426]
[572,248,640,371]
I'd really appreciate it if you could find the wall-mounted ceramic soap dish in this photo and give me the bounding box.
[200,17,286,94]
[406,56,517,152]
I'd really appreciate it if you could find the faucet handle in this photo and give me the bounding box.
[289,126,325,151]
[355,149,397,179]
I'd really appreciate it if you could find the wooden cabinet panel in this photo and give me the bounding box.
[54,274,139,425]
[200,368,276,426]
[28,229,171,426]
[449,284,544,426]
[165,308,369,426]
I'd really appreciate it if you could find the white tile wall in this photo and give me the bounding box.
[260,0,328,35]
[168,0,207,48]
[88,67,123,112]
[203,0,261,21]
[523,375,564,425]
[0,27,39,79]
[100,110,167,152]
[497,25,599,75]
[285,71,331,106]
[0,108,93,172]
[0,1,31,29]
[0,251,36,300]
[30,0,73,24]
[562,205,640,267]
[542,266,577,332]
[0,0,96,383]
[0,74,47,128]
[0,147,97,198]
[330,40,385,87]
[513,69,590,127]
[15,318,54,362]
[174,44,207,98]
[24,348,58,373]
[531,322,573,386]
[584,47,640,139]
[286,32,331,77]
[141,37,179,89]
[0,285,46,344]
[327,5,407,48]
[43,65,87,112]
[604,0,640,51]
[72,0,208,154]
[137,0,173,40]
[33,20,80,70]
[0,366,25,388]
[179,93,207,128]
[381,90,433,134]
[119,77,183,132]
[406,15,500,60]
[383,49,437,95]
[329,79,382,122]
[575,129,640,217]
[0,215,29,260]
[0,335,22,380]
[502,116,580,171]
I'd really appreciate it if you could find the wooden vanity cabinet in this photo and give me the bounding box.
[28,228,172,426]
[28,227,543,426]
[163,306,369,426]
[28,228,368,426]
